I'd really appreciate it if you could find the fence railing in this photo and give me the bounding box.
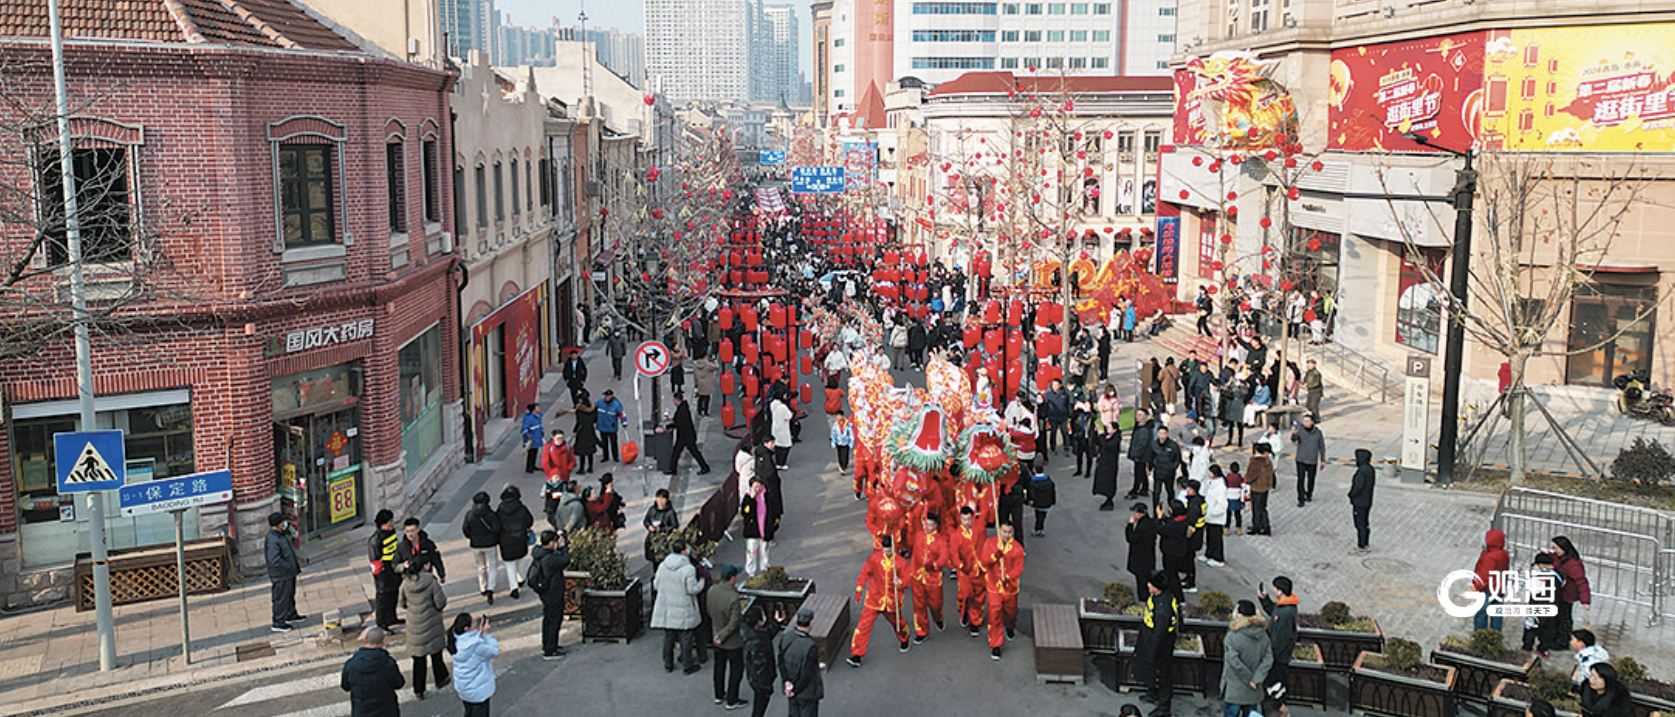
[1492,486,1674,626]
[1308,340,1396,404]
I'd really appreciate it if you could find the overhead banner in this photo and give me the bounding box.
[1328,32,1486,151]
[1487,24,1675,151]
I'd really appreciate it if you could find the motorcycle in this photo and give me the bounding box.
[1613,369,1675,426]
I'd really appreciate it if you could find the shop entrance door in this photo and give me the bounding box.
[274,405,364,539]
[486,325,506,418]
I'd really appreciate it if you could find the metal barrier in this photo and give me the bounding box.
[1307,340,1396,404]
[1491,486,1674,626]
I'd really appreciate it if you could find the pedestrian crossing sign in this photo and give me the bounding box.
[54,430,126,493]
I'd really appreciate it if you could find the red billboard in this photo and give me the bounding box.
[1328,32,1486,151]
[1173,69,1205,146]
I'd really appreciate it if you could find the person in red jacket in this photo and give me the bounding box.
[539,430,576,528]
[1471,529,1510,632]
[981,520,1026,660]
[908,513,951,642]
[847,535,909,667]
[946,506,988,635]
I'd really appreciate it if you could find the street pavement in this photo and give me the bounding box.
[10,323,1675,717]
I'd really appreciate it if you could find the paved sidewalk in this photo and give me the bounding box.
[0,337,719,717]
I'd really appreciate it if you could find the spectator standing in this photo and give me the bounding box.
[1026,470,1057,537]
[1521,553,1564,655]
[694,356,720,417]
[1042,379,1071,459]
[1221,600,1274,717]
[553,482,586,533]
[367,509,401,632]
[1303,359,1324,420]
[462,491,502,603]
[1246,444,1275,536]
[708,565,749,710]
[399,560,448,699]
[569,391,599,474]
[652,539,705,674]
[527,530,571,659]
[1203,466,1229,567]
[770,394,794,470]
[1157,502,1194,601]
[1259,576,1300,717]
[1126,409,1155,499]
[1126,503,1158,599]
[1551,536,1592,643]
[1580,663,1634,717]
[1570,630,1608,685]
[496,486,535,599]
[396,517,445,579]
[671,393,712,475]
[1471,529,1511,632]
[595,390,626,463]
[1348,449,1376,552]
[540,430,576,522]
[266,512,304,632]
[776,607,824,717]
[585,474,626,534]
[1150,428,1184,509]
[1135,572,1180,717]
[744,604,787,717]
[608,329,628,380]
[521,403,543,473]
[450,614,500,717]
[341,627,403,717]
[1291,414,1325,507]
[1226,462,1246,535]
[742,477,775,576]
[1092,422,1123,511]
[643,488,681,562]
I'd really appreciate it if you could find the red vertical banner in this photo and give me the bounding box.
[1197,213,1219,279]
[505,290,542,416]
[1173,69,1206,145]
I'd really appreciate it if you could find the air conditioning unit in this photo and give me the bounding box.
[585,181,601,197]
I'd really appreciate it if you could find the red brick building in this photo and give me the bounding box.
[0,1,461,605]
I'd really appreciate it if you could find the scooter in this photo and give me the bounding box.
[1613,369,1675,426]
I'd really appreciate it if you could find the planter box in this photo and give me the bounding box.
[1288,643,1329,707]
[582,577,644,643]
[75,537,230,611]
[1349,651,1458,717]
[1182,616,1230,661]
[1431,647,1539,704]
[1079,598,1142,654]
[1033,604,1085,684]
[563,571,590,618]
[801,593,851,671]
[1107,630,1210,695]
[1631,690,1675,717]
[1299,621,1384,671]
[739,578,815,618]
[1489,679,1582,717]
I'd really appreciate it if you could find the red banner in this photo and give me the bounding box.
[1328,31,1486,151]
[1173,69,1205,145]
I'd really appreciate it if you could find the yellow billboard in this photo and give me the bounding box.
[1482,23,1675,152]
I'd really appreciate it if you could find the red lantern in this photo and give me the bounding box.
[984,329,1003,355]
[722,401,736,426]
[801,354,813,375]
[1227,205,1239,218]
[719,307,734,330]
[1288,187,1302,201]
[1259,217,1273,229]
[1007,299,1023,327]
[1281,279,1294,291]
[1207,285,1218,295]
[644,94,656,106]
[1179,189,1191,200]
[963,327,980,348]
[1304,309,1318,322]
[719,339,734,363]
[983,300,1001,324]
[800,329,814,349]
[721,371,735,395]
[1240,301,1251,312]
[1192,156,1204,167]
[1311,160,1325,172]
[800,383,813,404]
[1227,191,1239,201]
[1308,238,1322,252]
[742,307,759,332]
[1220,234,1233,245]
[745,374,759,397]
[1212,260,1224,271]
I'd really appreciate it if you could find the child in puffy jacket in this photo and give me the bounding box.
[1025,471,1057,538]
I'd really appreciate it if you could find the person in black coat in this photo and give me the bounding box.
[755,439,783,532]
[266,512,304,631]
[341,627,404,717]
[670,393,711,475]
[462,492,503,603]
[906,320,927,369]
[1092,424,1124,511]
[1156,501,1194,603]
[496,486,535,600]
[1134,571,1180,717]
[1580,662,1634,717]
[1149,428,1184,509]
[1349,448,1376,552]
[561,351,589,404]
[743,603,788,717]
[1126,503,1158,600]
[1126,411,1156,499]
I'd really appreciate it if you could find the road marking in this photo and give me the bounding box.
[216,674,337,709]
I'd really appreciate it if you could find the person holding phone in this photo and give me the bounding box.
[449,613,499,717]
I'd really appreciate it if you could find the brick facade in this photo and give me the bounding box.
[0,40,463,606]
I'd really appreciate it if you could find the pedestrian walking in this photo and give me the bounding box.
[449,614,499,717]
[776,607,824,717]
[1550,535,1592,641]
[1126,409,1155,498]
[671,393,712,474]
[1247,444,1275,536]
[562,349,589,404]
[981,521,1026,661]
[1222,599,1274,717]
[526,530,570,659]
[1349,449,1376,552]
[496,486,535,599]
[949,506,988,636]
[1093,422,1123,511]
[1290,414,1325,506]
[569,391,599,474]
[1259,576,1299,717]
[1303,359,1323,420]
[462,491,502,604]
[1136,571,1180,717]
[265,512,304,632]
[367,509,401,632]
[1126,503,1158,600]
[396,517,446,579]
[609,329,628,380]
[1204,466,1229,567]
[831,410,854,477]
[744,604,787,717]
[521,403,543,473]
[341,627,403,717]
[1150,428,1184,508]
[399,561,448,699]
[908,513,950,641]
[1026,470,1056,537]
[708,565,749,710]
[643,488,681,562]
[595,389,626,463]
[652,539,704,674]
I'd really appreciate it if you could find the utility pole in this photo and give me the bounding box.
[1434,150,1476,485]
[49,0,117,671]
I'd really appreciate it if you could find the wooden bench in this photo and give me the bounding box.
[1033,603,1085,684]
[802,593,851,671]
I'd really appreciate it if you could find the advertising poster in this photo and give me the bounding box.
[1198,214,1219,280]
[1487,23,1675,151]
[1328,32,1487,151]
[1155,216,1180,280]
[504,289,541,417]
[842,141,877,190]
[1173,69,1206,145]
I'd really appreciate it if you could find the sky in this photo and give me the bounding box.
[496,0,815,79]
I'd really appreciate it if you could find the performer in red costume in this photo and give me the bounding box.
[908,512,951,641]
[947,506,987,635]
[981,520,1026,660]
[847,534,910,667]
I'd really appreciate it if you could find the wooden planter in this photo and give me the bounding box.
[1106,631,1209,695]
[1299,620,1384,671]
[739,578,815,618]
[1488,679,1582,717]
[563,571,590,618]
[1630,690,1675,717]
[1349,651,1458,717]
[1430,647,1539,704]
[1078,598,1142,654]
[1288,643,1329,707]
[582,577,644,643]
[75,537,230,611]
[1182,616,1230,662]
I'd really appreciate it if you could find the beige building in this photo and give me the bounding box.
[1160,0,1675,405]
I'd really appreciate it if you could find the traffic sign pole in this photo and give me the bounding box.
[174,508,190,664]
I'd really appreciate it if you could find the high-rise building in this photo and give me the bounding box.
[498,21,556,66]
[577,27,647,89]
[441,0,496,59]
[812,0,834,123]
[646,0,752,101]
[752,4,802,104]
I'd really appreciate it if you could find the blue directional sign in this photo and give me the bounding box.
[759,150,786,165]
[790,166,846,194]
[54,430,126,493]
[119,470,234,517]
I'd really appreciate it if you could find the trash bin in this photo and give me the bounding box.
[645,429,675,474]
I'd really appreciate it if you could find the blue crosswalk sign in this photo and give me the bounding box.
[55,430,126,493]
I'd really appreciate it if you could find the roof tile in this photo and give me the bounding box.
[0,0,358,52]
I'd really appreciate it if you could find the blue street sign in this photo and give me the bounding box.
[759,150,786,165]
[118,470,234,517]
[54,430,126,493]
[790,166,846,194]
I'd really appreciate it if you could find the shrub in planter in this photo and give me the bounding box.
[569,526,641,642]
[1612,438,1675,486]
[1080,582,1142,653]
[1181,590,1235,661]
[1198,591,1234,619]
[1490,667,1583,717]
[1287,642,1330,707]
[1611,657,1675,717]
[739,565,815,616]
[1433,628,1539,703]
[645,523,716,568]
[1297,600,1384,670]
[1104,582,1138,610]
[1351,638,1459,717]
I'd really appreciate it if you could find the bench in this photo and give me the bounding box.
[1033,603,1085,684]
[802,593,851,671]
